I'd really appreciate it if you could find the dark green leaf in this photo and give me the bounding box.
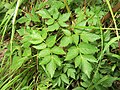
[101,76,117,87]
[95,75,117,88]
[93,71,101,83]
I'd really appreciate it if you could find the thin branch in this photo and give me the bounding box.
[101,2,120,23]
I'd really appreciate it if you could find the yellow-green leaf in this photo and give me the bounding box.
[46,60,56,78]
[51,46,66,55]
[46,35,56,47]
[65,46,79,60]
[36,9,51,18]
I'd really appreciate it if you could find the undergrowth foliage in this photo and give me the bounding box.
[0,0,120,90]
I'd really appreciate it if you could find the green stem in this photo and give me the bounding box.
[74,26,120,30]
[10,0,21,63]
[63,0,71,13]
[105,0,119,40]
[63,0,74,20]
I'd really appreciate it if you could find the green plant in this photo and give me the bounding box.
[0,0,120,90]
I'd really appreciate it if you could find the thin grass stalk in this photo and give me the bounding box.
[87,24,104,89]
[1,14,13,43]
[63,0,74,22]
[105,0,119,40]
[10,0,21,63]
[63,0,71,13]
[0,0,17,32]
[74,26,120,30]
